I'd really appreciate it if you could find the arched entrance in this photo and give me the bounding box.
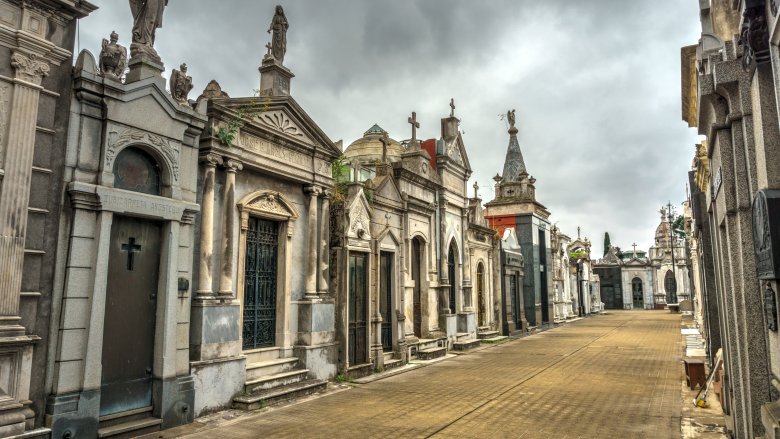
[477,262,486,326]
[447,241,458,314]
[664,270,677,304]
[631,277,644,309]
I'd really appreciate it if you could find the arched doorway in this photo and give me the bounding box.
[664,270,677,304]
[631,277,644,309]
[477,263,486,326]
[448,242,458,314]
[411,237,424,337]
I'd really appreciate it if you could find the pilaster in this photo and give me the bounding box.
[195,154,222,300]
[304,185,321,300]
[218,159,242,301]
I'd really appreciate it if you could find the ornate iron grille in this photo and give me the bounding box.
[349,254,368,365]
[380,253,393,352]
[243,218,279,349]
[510,274,519,328]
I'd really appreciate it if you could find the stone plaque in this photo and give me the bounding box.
[753,189,780,279]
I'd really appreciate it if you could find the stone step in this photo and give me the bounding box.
[455,332,473,341]
[243,346,281,364]
[477,330,499,339]
[481,336,509,344]
[477,326,491,332]
[417,346,447,360]
[98,406,154,429]
[453,339,481,351]
[245,369,309,394]
[347,362,374,379]
[97,417,161,439]
[245,357,299,382]
[384,358,403,371]
[415,338,444,351]
[234,379,328,411]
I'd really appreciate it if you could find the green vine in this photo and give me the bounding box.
[331,155,350,203]
[215,94,273,148]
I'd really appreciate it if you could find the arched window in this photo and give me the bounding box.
[113,147,161,195]
[632,277,643,294]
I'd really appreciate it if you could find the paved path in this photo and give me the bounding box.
[154,311,682,439]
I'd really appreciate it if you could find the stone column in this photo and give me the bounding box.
[305,185,321,299]
[0,52,49,334]
[196,154,222,300]
[219,159,242,301]
[318,192,330,295]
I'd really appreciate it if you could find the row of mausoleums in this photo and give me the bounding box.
[0,3,603,438]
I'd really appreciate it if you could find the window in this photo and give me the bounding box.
[113,147,161,195]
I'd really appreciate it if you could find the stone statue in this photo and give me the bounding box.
[129,0,168,59]
[170,63,193,104]
[507,109,516,129]
[267,5,289,64]
[99,31,127,81]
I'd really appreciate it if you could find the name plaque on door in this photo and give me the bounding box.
[753,189,780,280]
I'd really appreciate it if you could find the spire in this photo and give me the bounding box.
[501,109,526,181]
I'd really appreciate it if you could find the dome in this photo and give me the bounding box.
[344,124,405,164]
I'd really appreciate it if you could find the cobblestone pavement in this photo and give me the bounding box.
[152,311,682,439]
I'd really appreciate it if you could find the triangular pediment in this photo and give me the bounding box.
[347,190,372,241]
[219,95,340,158]
[443,133,472,172]
[371,175,403,209]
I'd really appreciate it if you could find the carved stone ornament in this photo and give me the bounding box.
[11,51,49,85]
[197,80,229,101]
[765,283,778,332]
[267,5,288,64]
[740,4,770,71]
[246,193,293,218]
[107,128,180,181]
[349,202,370,240]
[99,31,128,81]
[129,0,168,60]
[753,189,780,279]
[257,111,308,141]
[170,63,194,104]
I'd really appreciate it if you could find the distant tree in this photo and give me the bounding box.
[603,232,611,256]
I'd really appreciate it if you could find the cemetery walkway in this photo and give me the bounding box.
[147,311,682,439]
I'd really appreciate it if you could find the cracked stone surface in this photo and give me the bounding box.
[142,311,683,438]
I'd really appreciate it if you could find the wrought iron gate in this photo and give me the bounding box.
[412,239,422,337]
[243,217,278,349]
[349,253,368,365]
[380,252,393,352]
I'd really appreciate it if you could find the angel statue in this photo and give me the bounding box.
[170,63,193,104]
[129,0,168,59]
[507,109,516,129]
[99,31,127,81]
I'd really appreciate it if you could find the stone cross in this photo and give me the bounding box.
[450,98,456,118]
[577,226,581,239]
[121,237,142,271]
[473,181,479,198]
[408,111,420,143]
[632,243,637,257]
[380,131,390,164]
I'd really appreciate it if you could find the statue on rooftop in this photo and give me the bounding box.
[507,109,516,129]
[129,0,168,59]
[170,63,193,104]
[268,5,289,64]
[99,31,127,81]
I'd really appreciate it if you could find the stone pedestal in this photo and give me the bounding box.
[295,299,337,380]
[440,314,457,339]
[258,58,294,97]
[126,54,164,83]
[457,311,477,335]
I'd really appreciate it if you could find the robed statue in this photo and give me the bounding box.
[99,31,127,81]
[129,0,168,59]
[507,109,516,129]
[267,5,288,64]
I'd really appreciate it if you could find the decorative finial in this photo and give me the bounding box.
[408,111,420,143]
[507,109,517,134]
[450,98,456,118]
[577,226,581,239]
[99,30,127,81]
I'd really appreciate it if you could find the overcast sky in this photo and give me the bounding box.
[77,0,702,254]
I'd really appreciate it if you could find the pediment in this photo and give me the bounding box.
[347,190,372,241]
[238,191,299,221]
[372,175,403,208]
[443,134,472,172]
[255,110,314,145]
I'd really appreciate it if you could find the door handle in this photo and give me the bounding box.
[146,368,152,375]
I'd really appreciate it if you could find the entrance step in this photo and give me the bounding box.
[245,369,308,394]
[455,332,473,342]
[245,357,299,382]
[347,362,374,379]
[453,339,481,351]
[477,326,491,332]
[384,358,403,371]
[233,378,328,411]
[481,335,509,344]
[477,330,499,339]
[417,346,447,360]
[97,417,161,438]
[243,346,282,364]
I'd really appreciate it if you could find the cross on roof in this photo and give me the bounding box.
[450,98,456,118]
[408,111,420,143]
[121,237,142,271]
[379,131,390,164]
[473,181,479,199]
[577,226,581,239]
[632,243,637,257]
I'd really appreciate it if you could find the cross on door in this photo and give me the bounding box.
[121,237,142,271]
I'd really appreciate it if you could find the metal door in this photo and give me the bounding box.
[380,252,393,352]
[448,245,457,314]
[100,216,161,416]
[510,274,519,329]
[477,264,485,326]
[412,239,422,338]
[632,278,644,309]
[243,217,278,349]
[348,253,368,365]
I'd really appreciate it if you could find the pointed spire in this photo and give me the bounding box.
[501,109,526,182]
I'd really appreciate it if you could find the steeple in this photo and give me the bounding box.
[501,109,526,182]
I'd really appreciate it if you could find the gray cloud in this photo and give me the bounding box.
[78,0,700,252]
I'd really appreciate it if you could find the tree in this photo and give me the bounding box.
[603,232,611,256]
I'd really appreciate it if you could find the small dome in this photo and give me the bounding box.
[344,124,405,163]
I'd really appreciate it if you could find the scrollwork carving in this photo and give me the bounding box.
[107,128,180,181]
[11,51,49,85]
